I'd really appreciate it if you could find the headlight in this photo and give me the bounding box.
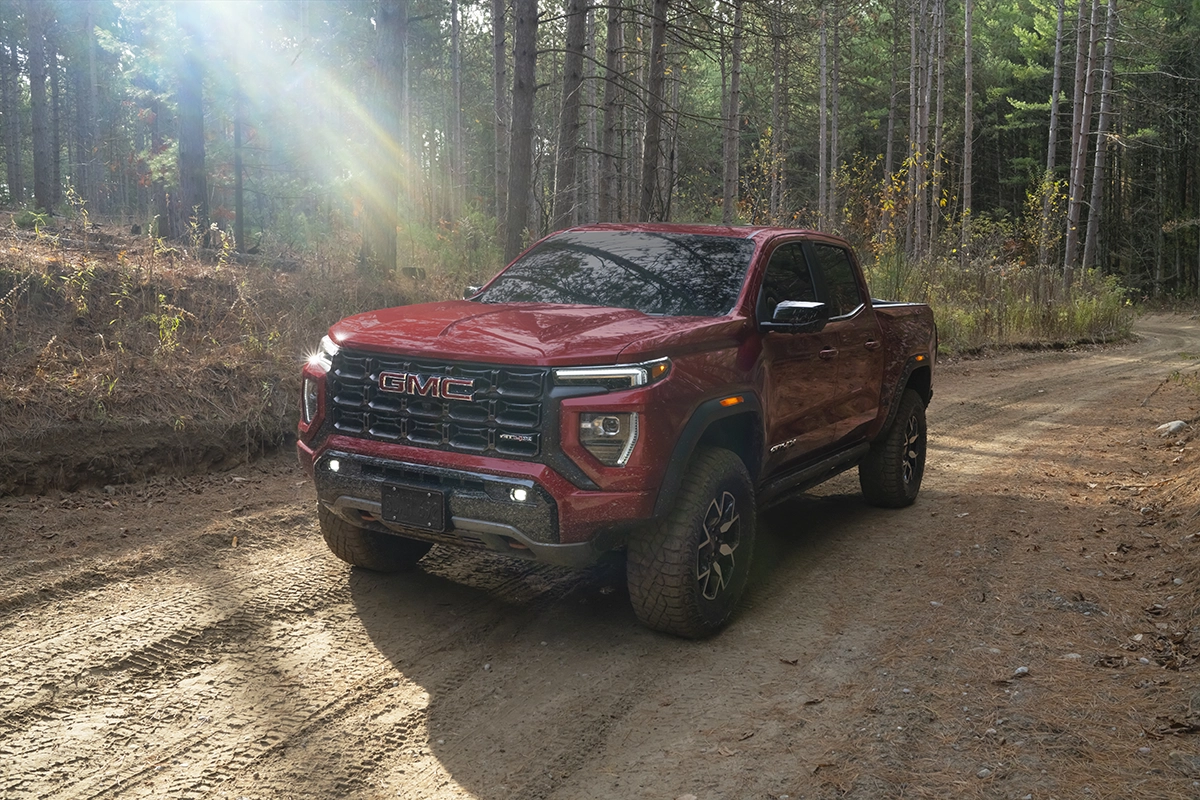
[307,335,339,372]
[302,377,321,424]
[553,357,670,392]
[579,412,639,467]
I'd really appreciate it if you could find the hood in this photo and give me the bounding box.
[328,301,740,365]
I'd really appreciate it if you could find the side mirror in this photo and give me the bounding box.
[761,300,829,334]
[463,285,481,300]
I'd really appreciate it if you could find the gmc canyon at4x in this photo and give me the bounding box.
[298,224,936,637]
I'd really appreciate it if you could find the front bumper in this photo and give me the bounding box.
[300,439,656,569]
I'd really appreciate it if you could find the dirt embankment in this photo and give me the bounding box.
[1,313,1199,800]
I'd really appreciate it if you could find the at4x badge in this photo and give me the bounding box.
[378,372,475,401]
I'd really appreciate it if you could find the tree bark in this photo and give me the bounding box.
[358,0,402,272]
[914,0,931,257]
[1039,0,1066,265]
[929,0,946,248]
[818,6,828,226]
[553,0,588,230]
[26,0,52,213]
[2,34,22,204]
[639,0,668,222]
[1081,0,1116,271]
[828,2,841,227]
[769,0,785,222]
[582,6,599,222]
[879,3,899,241]
[961,0,974,265]
[492,0,508,230]
[234,87,245,252]
[449,0,463,219]
[48,22,61,209]
[505,0,537,261]
[176,3,208,237]
[1063,0,1101,283]
[598,2,623,222]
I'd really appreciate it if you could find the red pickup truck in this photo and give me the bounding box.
[298,224,936,637]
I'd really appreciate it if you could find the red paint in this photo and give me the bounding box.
[298,224,936,555]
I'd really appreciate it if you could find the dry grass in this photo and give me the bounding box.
[0,215,441,493]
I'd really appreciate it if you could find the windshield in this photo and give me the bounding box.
[474,230,757,317]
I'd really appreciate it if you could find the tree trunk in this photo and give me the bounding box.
[961,0,974,265]
[358,0,402,272]
[1040,0,1066,265]
[492,0,509,230]
[929,0,945,248]
[1063,0,1101,284]
[664,45,681,220]
[882,0,899,228]
[26,0,52,213]
[598,2,623,222]
[818,6,828,226]
[582,6,599,222]
[450,0,463,219]
[904,2,917,255]
[505,0,537,261]
[86,0,98,208]
[769,0,785,222]
[2,35,22,204]
[552,0,587,230]
[828,3,840,227]
[1081,0,1116,271]
[48,23,61,209]
[914,0,931,257]
[234,87,245,252]
[175,1,209,237]
[639,0,668,222]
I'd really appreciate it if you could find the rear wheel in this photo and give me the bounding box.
[627,448,756,638]
[859,388,927,508]
[318,504,432,572]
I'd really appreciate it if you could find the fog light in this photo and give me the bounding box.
[328,458,341,473]
[579,412,638,467]
[510,487,529,503]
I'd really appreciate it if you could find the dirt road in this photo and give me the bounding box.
[2,314,1199,800]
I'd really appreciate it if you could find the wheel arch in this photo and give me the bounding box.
[877,359,933,436]
[653,395,763,518]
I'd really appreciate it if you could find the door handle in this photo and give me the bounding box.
[819,348,839,360]
[864,339,881,351]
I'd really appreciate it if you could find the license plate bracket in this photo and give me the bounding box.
[381,484,445,532]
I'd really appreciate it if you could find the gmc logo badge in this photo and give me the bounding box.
[378,372,475,401]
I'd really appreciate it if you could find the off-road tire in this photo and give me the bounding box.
[859,388,927,508]
[627,447,756,638]
[318,504,432,572]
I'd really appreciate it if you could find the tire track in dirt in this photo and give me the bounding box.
[1,515,617,800]
[931,316,1197,482]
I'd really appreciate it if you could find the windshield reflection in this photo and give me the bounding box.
[475,231,756,317]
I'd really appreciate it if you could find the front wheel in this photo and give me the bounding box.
[319,504,433,572]
[859,388,927,508]
[627,448,756,638]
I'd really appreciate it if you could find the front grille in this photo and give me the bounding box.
[328,349,548,459]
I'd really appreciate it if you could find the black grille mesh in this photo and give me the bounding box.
[328,350,548,458]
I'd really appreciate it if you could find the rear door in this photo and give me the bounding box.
[805,241,885,443]
[757,240,842,477]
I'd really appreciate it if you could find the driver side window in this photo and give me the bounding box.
[760,243,816,320]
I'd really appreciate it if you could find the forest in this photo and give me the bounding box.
[0,0,1197,324]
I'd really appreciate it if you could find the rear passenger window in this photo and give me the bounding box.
[809,244,863,318]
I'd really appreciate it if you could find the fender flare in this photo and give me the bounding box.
[878,356,932,437]
[652,393,764,518]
